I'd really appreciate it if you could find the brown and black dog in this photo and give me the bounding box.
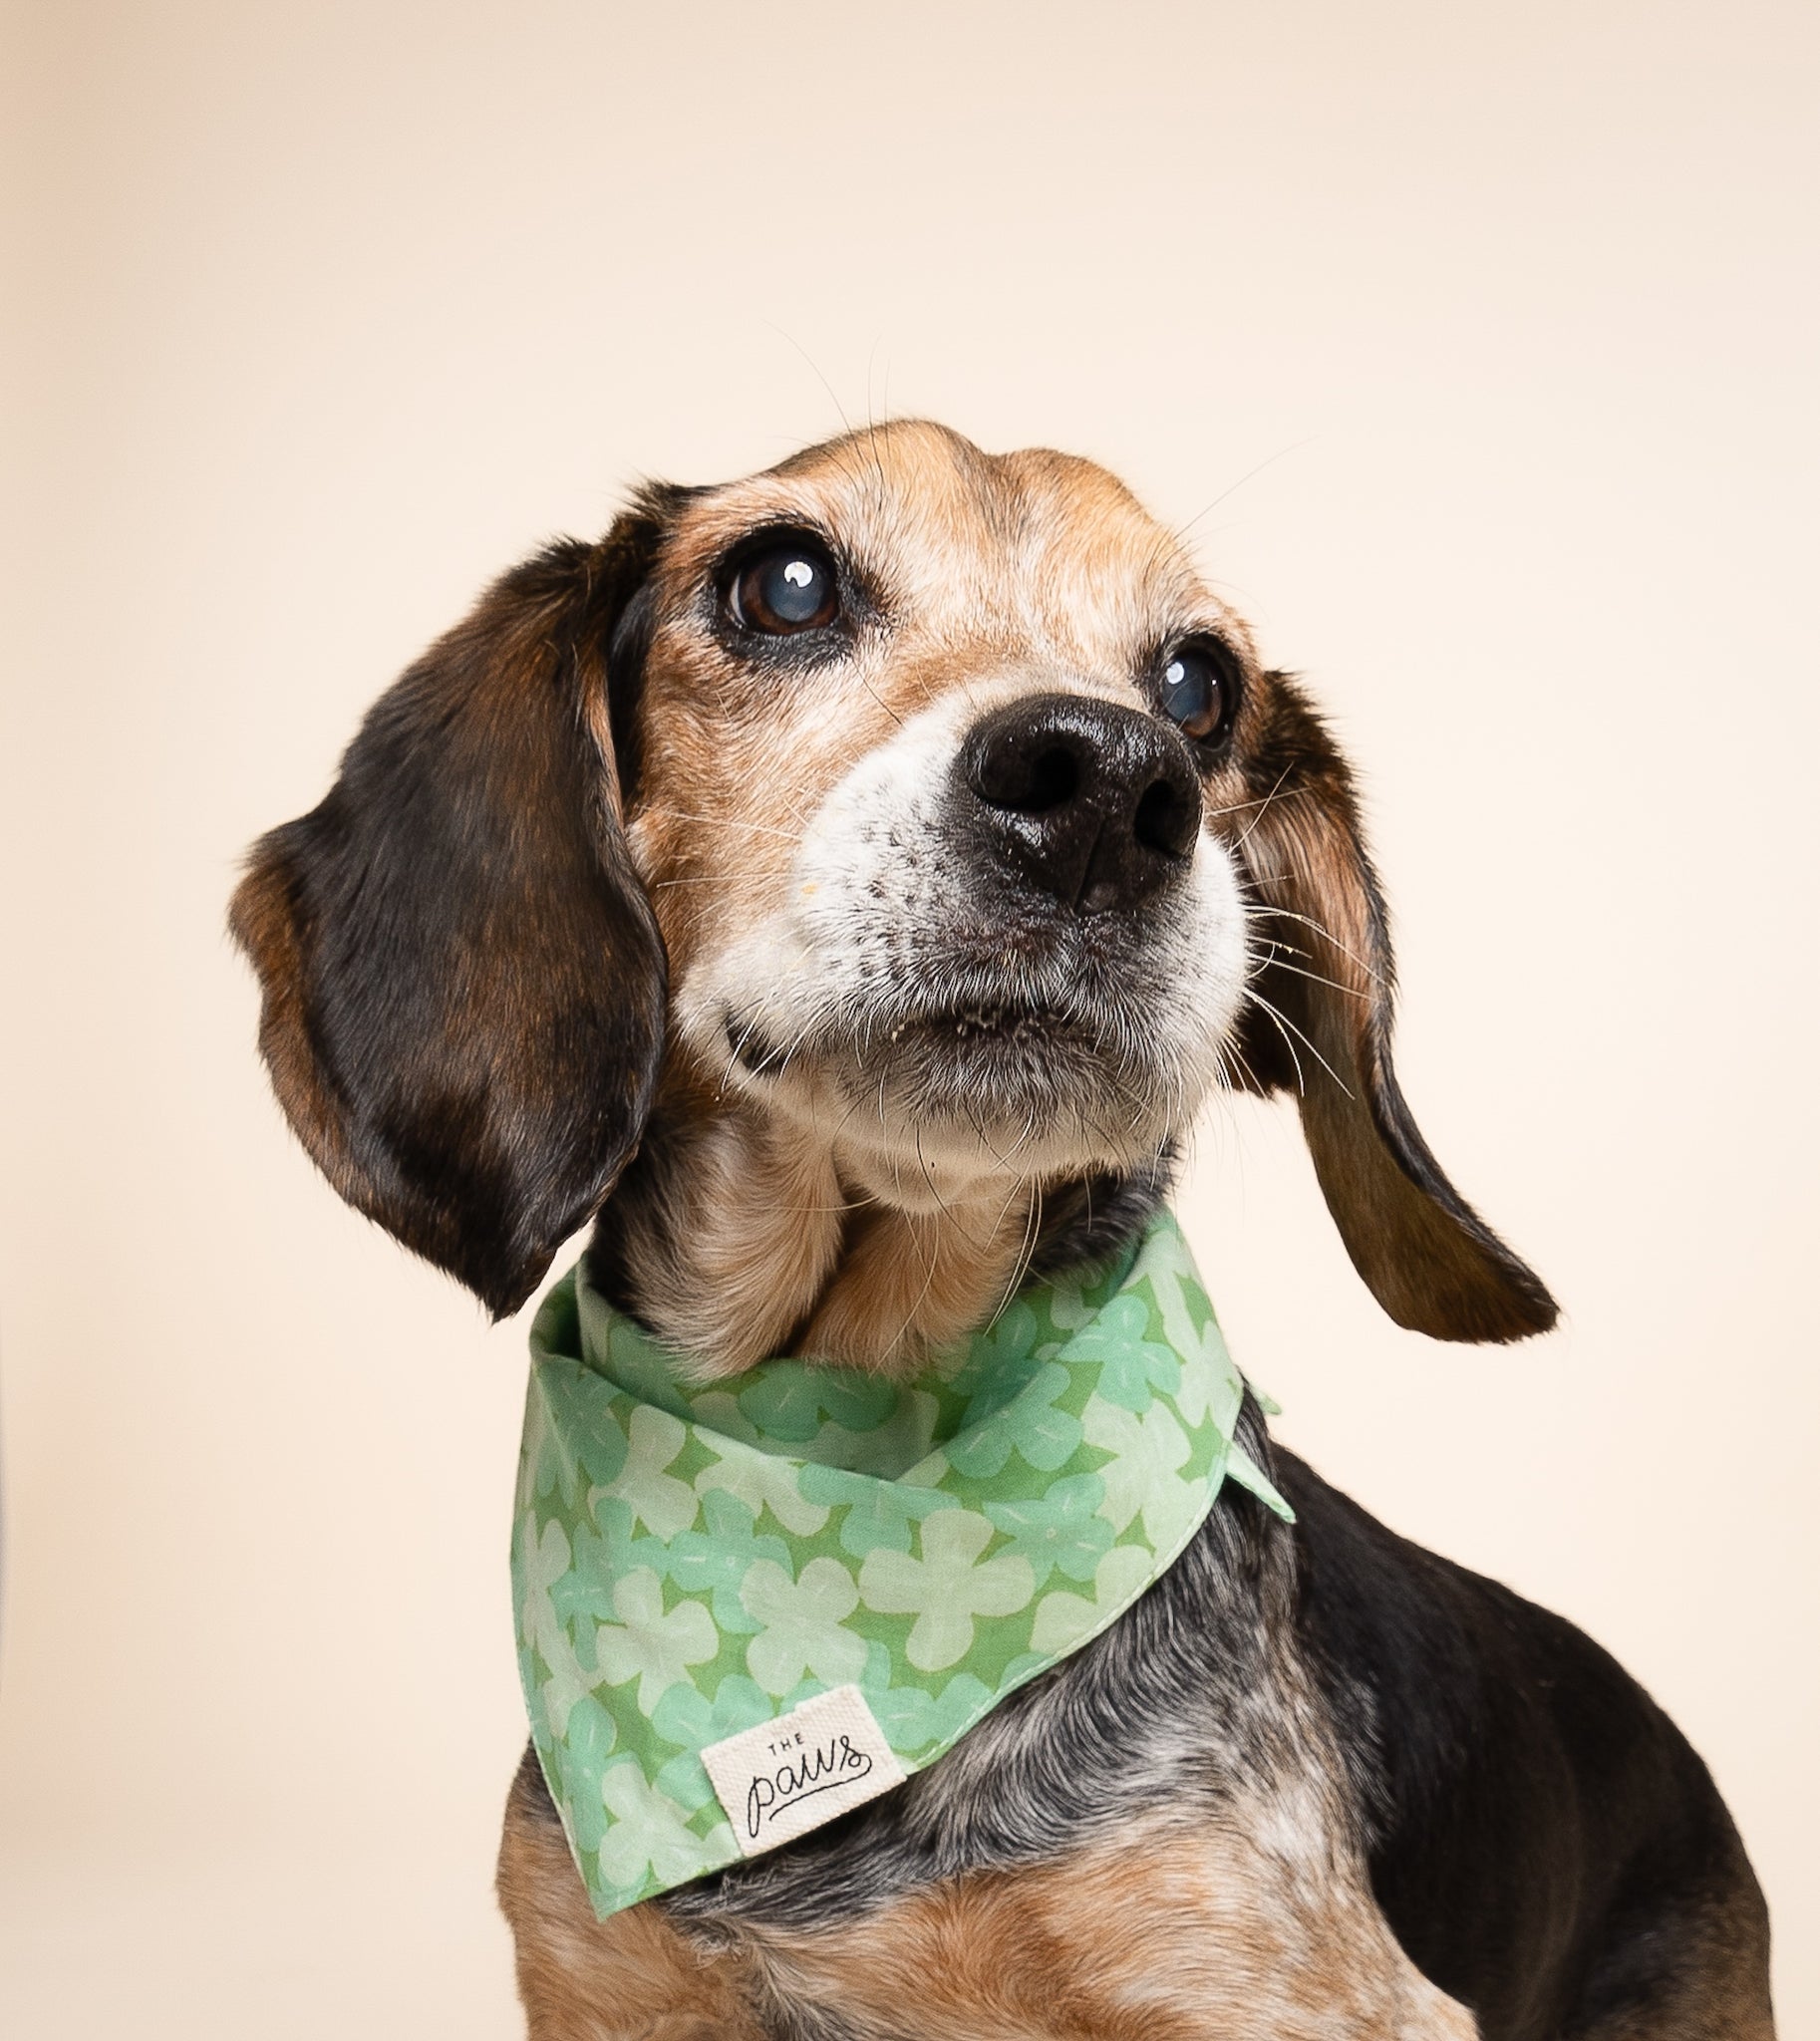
[233,422,1772,2039]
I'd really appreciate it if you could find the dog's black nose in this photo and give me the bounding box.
[958,693,1203,914]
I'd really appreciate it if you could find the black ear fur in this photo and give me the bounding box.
[1231,674,1558,1343]
[230,502,678,1316]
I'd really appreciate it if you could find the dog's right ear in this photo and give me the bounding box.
[230,495,682,1317]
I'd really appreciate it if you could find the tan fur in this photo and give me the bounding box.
[498,1783,1478,2041]
[797,1190,1038,1372]
[621,1096,850,1374]
[739,1825,1478,2041]
[228,854,353,1196]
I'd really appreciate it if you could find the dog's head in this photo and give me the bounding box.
[232,422,1553,1366]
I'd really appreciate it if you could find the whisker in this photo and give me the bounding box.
[1249,946,1367,1003]
[763,322,853,437]
[1232,766,1299,853]
[882,1215,946,1364]
[641,808,804,844]
[987,1180,1044,1331]
[1203,787,1305,821]
[1246,987,1354,1099]
[1166,437,1319,546]
[1251,902,1385,986]
[913,1126,954,1221]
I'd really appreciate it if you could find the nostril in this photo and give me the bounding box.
[974,736,1080,814]
[1133,775,1197,860]
[1020,742,1079,813]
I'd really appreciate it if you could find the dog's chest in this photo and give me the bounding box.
[642,1509,1476,2040]
[697,1819,1477,2041]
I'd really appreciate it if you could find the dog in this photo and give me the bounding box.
[231,421,1772,2039]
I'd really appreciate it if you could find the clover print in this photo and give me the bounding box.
[513,1209,1272,1924]
[1062,1293,1181,1412]
[649,1670,776,1762]
[983,1474,1114,1589]
[696,1439,831,1537]
[689,1389,760,1446]
[517,1509,571,1605]
[1081,1394,1201,1550]
[943,1361,1081,1479]
[1040,1274,1096,1332]
[1027,1543,1154,1657]
[741,1556,867,1696]
[945,1299,1041,1413]
[858,1509,1035,1671]
[515,1514,601,1739]
[520,1384,563,1505]
[800,1464,962,1559]
[737,1362,898,1444]
[595,1569,718,1714]
[563,1389,635,1491]
[663,1488,792,1632]
[591,1405,699,1539]
[798,1388,944,1479]
[548,1694,618,1853]
[554,1518,646,1628]
[595,1760,726,1896]
[869,1670,996,1756]
[1146,1261,1240,1430]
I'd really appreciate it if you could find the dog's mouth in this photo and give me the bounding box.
[724,1001,1084,1079]
[717,995,1180,1177]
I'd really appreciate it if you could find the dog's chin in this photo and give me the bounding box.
[721,1002,1208,1187]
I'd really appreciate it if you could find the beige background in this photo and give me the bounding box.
[4,1,1816,2032]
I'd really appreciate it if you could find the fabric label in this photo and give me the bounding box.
[701,1685,907,1857]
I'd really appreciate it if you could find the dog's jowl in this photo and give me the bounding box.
[234,423,1772,2040]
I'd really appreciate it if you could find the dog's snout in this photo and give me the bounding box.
[959,694,1203,914]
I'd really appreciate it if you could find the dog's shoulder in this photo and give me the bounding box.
[1276,1449,1771,2035]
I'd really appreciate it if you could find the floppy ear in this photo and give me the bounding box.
[229,501,677,1317]
[1229,672,1557,1343]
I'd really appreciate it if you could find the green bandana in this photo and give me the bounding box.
[512,1211,1292,1920]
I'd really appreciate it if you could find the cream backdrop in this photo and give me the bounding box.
[4,1,1815,2033]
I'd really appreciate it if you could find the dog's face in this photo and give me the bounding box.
[232,422,1554,1364]
[630,428,1250,1202]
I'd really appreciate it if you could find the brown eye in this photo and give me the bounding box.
[1159,639,1240,745]
[730,537,840,635]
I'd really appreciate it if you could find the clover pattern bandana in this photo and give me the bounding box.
[512,1211,1293,1919]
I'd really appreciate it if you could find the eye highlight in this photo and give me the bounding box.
[727,534,840,636]
[1157,638,1240,746]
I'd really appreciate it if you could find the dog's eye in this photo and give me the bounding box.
[1158,639,1240,745]
[729,538,840,635]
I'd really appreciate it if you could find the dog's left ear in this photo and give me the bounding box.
[1230,672,1558,1343]
[230,497,679,1318]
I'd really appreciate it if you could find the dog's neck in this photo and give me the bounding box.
[588,1090,1046,1377]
